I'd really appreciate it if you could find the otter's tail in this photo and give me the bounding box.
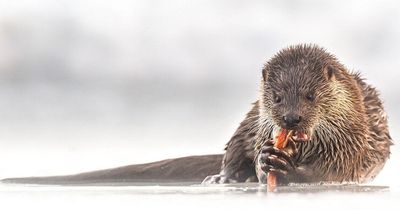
[1,154,223,185]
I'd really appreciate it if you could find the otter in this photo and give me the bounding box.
[2,44,392,186]
[203,44,392,185]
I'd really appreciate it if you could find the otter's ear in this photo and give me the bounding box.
[262,67,268,81]
[324,65,335,80]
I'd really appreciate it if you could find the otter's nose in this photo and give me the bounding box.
[282,114,302,128]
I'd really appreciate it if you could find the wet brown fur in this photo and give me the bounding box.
[210,44,392,184]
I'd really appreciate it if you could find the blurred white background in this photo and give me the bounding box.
[0,0,399,185]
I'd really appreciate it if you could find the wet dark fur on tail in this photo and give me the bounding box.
[2,155,222,184]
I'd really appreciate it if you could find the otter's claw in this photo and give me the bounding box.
[260,146,296,169]
[256,138,298,184]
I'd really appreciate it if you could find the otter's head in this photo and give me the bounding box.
[260,44,343,141]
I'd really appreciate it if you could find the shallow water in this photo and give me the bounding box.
[1,183,399,210]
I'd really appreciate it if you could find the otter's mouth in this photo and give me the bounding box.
[291,131,312,142]
[273,127,313,142]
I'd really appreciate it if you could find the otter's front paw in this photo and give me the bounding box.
[201,173,238,185]
[257,138,298,184]
[202,174,227,184]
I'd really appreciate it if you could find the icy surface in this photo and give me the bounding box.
[1,183,399,210]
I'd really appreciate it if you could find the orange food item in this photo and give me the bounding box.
[267,128,293,192]
[274,129,290,149]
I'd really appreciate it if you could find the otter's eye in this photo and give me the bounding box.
[306,93,315,102]
[273,94,282,104]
